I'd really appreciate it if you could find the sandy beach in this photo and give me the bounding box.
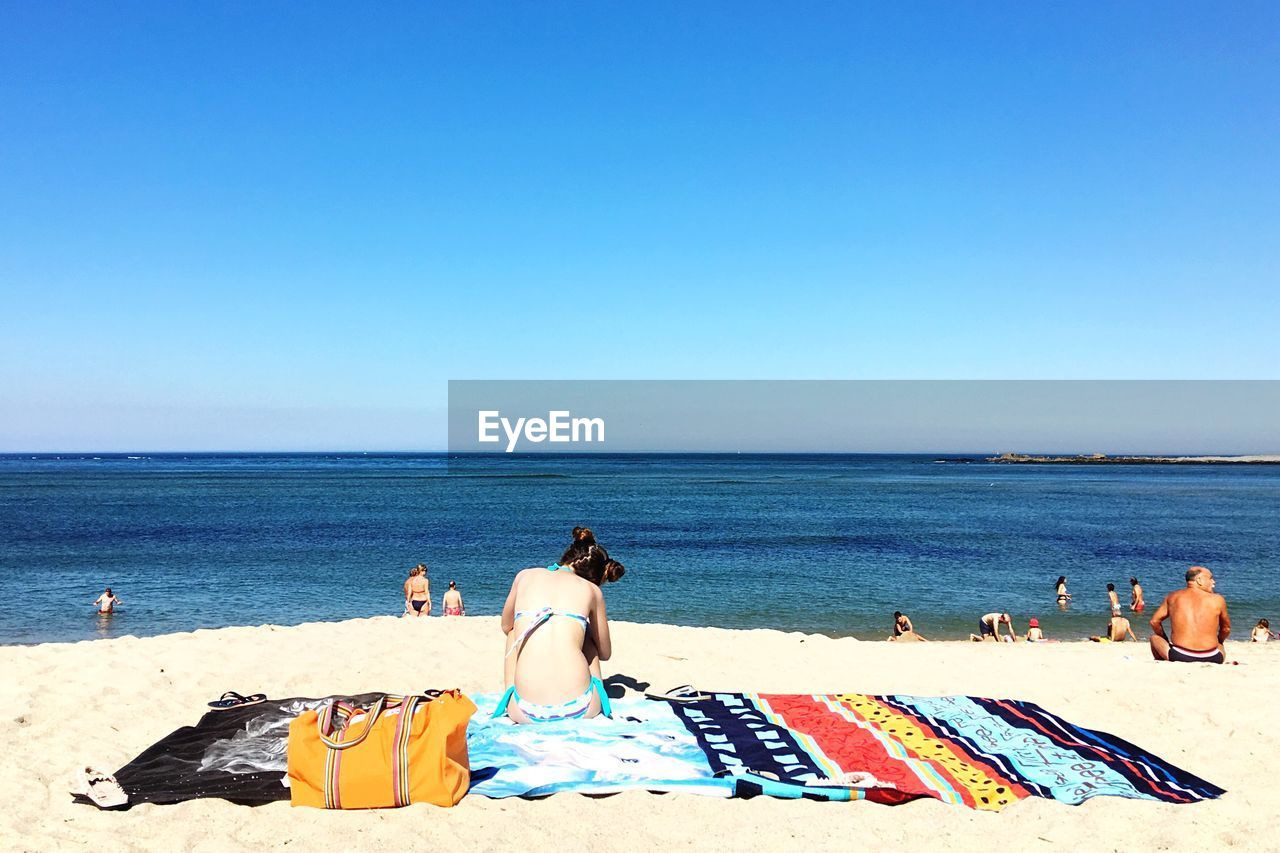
[4,616,1277,852]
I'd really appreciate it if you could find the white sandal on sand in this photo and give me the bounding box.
[82,767,128,809]
[644,684,712,702]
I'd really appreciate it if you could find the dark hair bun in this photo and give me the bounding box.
[558,528,624,586]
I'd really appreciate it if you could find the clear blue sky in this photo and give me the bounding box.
[1,3,1277,449]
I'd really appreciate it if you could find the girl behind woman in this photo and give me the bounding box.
[495,527,625,724]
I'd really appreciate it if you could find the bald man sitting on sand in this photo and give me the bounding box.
[1149,566,1231,664]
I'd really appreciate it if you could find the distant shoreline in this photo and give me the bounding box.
[4,451,1278,462]
[987,453,1280,465]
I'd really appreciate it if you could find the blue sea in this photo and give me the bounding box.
[1,453,1277,645]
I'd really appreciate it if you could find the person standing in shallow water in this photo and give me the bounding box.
[93,587,121,614]
[1055,576,1071,607]
[1107,583,1121,616]
[1130,577,1145,612]
[404,565,431,617]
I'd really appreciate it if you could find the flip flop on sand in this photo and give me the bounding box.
[82,767,128,809]
[207,691,267,711]
[644,684,712,703]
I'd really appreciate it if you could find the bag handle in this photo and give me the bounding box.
[315,691,451,750]
[317,696,389,750]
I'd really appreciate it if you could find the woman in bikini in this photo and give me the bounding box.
[404,565,431,617]
[1055,576,1071,606]
[1130,577,1145,612]
[495,526,625,724]
[443,581,465,616]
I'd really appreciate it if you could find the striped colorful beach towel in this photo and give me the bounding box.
[667,692,1224,809]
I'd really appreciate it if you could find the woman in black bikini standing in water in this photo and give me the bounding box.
[404,564,431,617]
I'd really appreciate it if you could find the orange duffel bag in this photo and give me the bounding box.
[287,690,476,808]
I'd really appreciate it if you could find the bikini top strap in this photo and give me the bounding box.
[506,607,590,658]
[505,606,554,658]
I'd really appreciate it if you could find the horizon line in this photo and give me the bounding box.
[2,449,1277,457]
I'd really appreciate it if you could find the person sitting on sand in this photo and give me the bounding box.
[93,587,121,614]
[1107,613,1138,642]
[1107,583,1121,616]
[1025,617,1044,642]
[1055,576,1071,604]
[1130,577,1145,612]
[1149,566,1230,664]
[970,612,1014,642]
[1251,618,1272,643]
[443,581,465,616]
[892,611,911,637]
[889,611,927,642]
[404,565,431,617]
[495,526,625,724]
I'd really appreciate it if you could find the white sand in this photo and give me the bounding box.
[4,617,1277,852]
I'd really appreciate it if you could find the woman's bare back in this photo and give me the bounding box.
[504,568,602,706]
